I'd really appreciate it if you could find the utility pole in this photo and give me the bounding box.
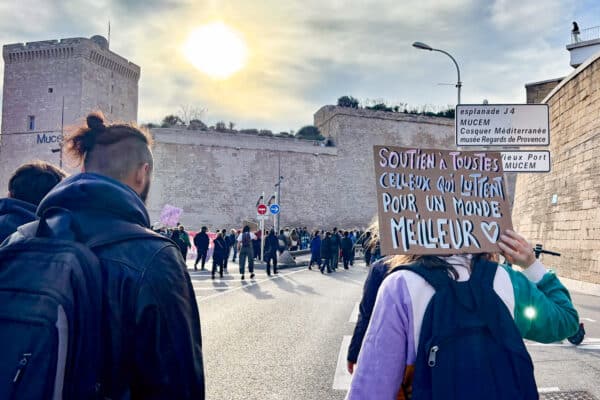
[60,96,64,168]
[276,153,282,233]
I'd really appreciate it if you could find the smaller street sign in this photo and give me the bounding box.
[502,151,551,173]
[269,204,280,215]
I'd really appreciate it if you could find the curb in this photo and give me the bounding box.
[559,276,600,297]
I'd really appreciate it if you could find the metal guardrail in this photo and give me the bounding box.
[571,26,600,44]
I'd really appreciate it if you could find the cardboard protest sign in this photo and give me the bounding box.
[160,204,183,227]
[374,146,513,255]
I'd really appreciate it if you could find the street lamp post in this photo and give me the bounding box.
[274,153,284,233]
[412,41,462,105]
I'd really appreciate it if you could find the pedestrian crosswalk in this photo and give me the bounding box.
[349,302,359,323]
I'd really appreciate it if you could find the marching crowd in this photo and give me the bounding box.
[152,223,383,279]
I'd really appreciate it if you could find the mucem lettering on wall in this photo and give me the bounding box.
[36,133,63,144]
[374,146,513,255]
[456,104,549,146]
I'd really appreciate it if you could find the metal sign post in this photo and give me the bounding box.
[257,193,267,261]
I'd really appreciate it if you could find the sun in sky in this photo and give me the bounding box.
[183,21,249,80]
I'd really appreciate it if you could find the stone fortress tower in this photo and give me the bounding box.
[0,35,139,188]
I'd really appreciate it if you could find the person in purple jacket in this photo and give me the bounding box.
[346,229,579,399]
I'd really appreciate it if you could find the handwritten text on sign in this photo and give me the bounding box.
[374,146,513,255]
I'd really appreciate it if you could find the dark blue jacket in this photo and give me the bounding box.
[310,236,321,257]
[347,258,389,363]
[265,233,279,257]
[18,173,205,399]
[0,198,37,243]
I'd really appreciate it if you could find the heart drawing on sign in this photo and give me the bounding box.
[481,221,500,243]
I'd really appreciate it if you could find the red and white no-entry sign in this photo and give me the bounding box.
[257,204,267,215]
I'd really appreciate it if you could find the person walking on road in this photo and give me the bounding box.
[172,224,191,260]
[222,228,234,272]
[290,228,300,251]
[194,226,210,270]
[237,225,256,280]
[341,231,354,269]
[309,231,322,270]
[264,229,279,276]
[212,231,227,279]
[0,161,66,242]
[6,112,206,398]
[229,229,238,262]
[345,230,579,400]
[278,229,288,254]
[362,231,372,266]
[320,231,333,273]
[330,227,341,271]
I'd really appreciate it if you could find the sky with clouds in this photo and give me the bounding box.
[0,0,599,132]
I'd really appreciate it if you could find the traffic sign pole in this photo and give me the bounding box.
[260,192,265,261]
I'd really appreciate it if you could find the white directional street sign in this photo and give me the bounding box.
[456,104,549,147]
[501,151,551,173]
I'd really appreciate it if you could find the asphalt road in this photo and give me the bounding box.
[191,257,366,400]
[190,258,600,399]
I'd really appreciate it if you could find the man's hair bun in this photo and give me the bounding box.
[87,113,106,131]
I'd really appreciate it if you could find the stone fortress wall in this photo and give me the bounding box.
[0,36,139,190]
[147,108,455,230]
[513,53,600,283]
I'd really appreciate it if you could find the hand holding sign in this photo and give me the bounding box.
[498,230,536,268]
[374,146,513,255]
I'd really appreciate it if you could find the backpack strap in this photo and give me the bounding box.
[389,261,452,292]
[468,256,498,289]
[17,209,170,249]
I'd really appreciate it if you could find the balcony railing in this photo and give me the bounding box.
[571,25,600,44]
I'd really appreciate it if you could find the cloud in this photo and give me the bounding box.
[0,0,594,132]
[490,0,568,34]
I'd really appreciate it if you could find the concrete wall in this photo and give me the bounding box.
[512,53,600,283]
[525,78,563,104]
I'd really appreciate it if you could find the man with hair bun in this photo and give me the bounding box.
[0,160,66,242]
[31,112,205,399]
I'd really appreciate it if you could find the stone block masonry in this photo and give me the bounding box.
[145,107,456,231]
[513,53,600,283]
[0,35,139,191]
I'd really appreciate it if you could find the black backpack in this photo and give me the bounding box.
[396,258,538,400]
[241,232,252,248]
[0,209,161,399]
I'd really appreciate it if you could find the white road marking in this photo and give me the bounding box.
[581,317,596,323]
[526,337,600,350]
[538,387,560,393]
[196,268,307,302]
[333,336,353,390]
[344,277,367,286]
[349,302,360,323]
